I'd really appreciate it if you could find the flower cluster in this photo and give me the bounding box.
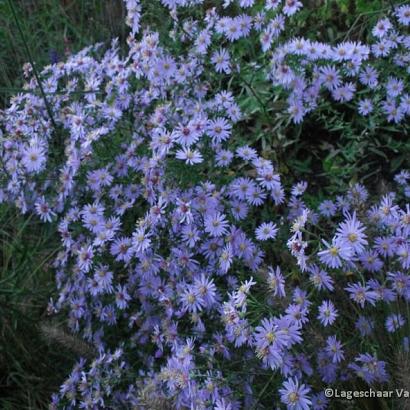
[0,1,410,409]
[271,6,410,123]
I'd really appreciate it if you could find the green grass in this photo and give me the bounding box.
[0,0,127,107]
[0,205,73,409]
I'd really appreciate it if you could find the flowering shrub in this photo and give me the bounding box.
[1,0,410,409]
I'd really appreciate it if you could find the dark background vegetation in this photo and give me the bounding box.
[0,0,408,408]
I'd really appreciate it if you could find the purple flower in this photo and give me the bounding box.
[204,212,229,237]
[77,245,94,272]
[355,315,374,337]
[345,283,378,308]
[359,251,383,272]
[115,285,131,309]
[320,65,341,90]
[396,5,410,26]
[219,243,233,273]
[335,211,367,254]
[372,18,392,38]
[211,49,231,74]
[215,149,234,167]
[279,377,311,410]
[308,265,334,292]
[179,285,205,313]
[236,146,258,161]
[358,98,374,116]
[267,266,286,298]
[318,238,353,269]
[318,200,337,217]
[22,143,46,173]
[311,392,329,410]
[359,66,378,87]
[175,147,203,165]
[283,0,303,16]
[349,353,389,384]
[35,196,56,222]
[318,300,338,326]
[255,222,278,241]
[388,271,410,299]
[325,335,344,363]
[385,313,405,332]
[385,76,404,97]
[332,82,356,102]
[207,118,232,143]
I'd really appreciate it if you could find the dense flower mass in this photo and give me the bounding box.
[1,0,410,409]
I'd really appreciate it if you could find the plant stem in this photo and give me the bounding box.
[7,0,58,131]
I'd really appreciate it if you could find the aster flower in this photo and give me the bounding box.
[325,335,344,363]
[345,283,378,308]
[399,94,410,115]
[359,251,383,272]
[204,212,229,237]
[234,277,256,307]
[267,266,286,298]
[355,315,374,337]
[132,227,151,254]
[22,144,46,173]
[174,123,200,147]
[385,76,404,97]
[359,66,378,87]
[388,271,410,299]
[94,265,114,293]
[111,237,133,262]
[175,147,203,165]
[308,265,334,292]
[372,18,392,38]
[385,313,405,332]
[372,40,394,57]
[349,354,389,384]
[215,149,234,167]
[230,177,256,200]
[214,398,233,410]
[291,181,308,197]
[219,243,233,274]
[396,5,410,26]
[194,274,218,307]
[265,0,280,11]
[320,65,341,90]
[358,98,374,115]
[179,285,205,313]
[279,377,311,410]
[115,285,131,310]
[211,49,231,74]
[236,145,258,161]
[35,196,56,222]
[318,300,338,326]
[287,99,305,123]
[318,238,353,269]
[318,200,337,217]
[254,317,291,353]
[336,211,367,254]
[283,0,303,16]
[255,222,278,241]
[207,117,232,143]
[77,245,94,273]
[310,392,329,410]
[368,279,395,302]
[397,243,410,269]
[332,82,356,102]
